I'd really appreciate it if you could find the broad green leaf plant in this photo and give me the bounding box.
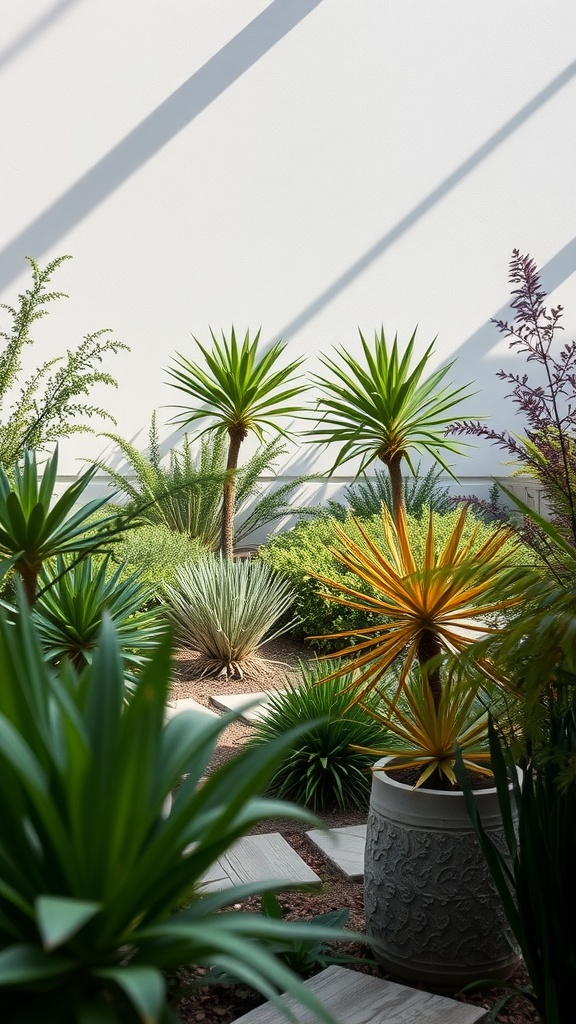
[312,328,476,521]
[0,602,353,1023]
[0,447,132,605]
[166,328,306,557]
[311,506,520,787]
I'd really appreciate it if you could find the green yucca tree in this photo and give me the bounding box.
[166,328,306,557]
[312,328,476,521]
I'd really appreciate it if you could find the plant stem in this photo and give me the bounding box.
[385,452,405,522]
[221,426,246,557]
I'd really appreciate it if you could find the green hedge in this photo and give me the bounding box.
[104,523,203,598]
[260,507,535,651]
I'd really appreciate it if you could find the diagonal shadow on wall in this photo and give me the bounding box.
[0,0,324,291]
[0,0,85,74]
[271,59,576,348]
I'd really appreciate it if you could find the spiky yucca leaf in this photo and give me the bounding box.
[311,506,519,704]
[163,556,298,678]
[356,663,492,787]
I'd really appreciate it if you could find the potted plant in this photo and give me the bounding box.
[310,504,523,987]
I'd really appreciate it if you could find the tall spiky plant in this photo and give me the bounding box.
[310,506,520,786]
[166,328,306,556]
[311,328,476,522]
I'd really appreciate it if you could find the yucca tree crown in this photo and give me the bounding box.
[312,328,476,520]
[166,328,306,556]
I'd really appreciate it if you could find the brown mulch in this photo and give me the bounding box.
[168,638,541,1024]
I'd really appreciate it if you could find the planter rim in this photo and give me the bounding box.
[370,756,516,830]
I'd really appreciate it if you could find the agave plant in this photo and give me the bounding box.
[166,327,306,556]
[0,447,132,605]
[163,555,299,678]
[311,506,520,786]
[312,328,476,521]
[0,600,353,1023]
[32,554,167,675]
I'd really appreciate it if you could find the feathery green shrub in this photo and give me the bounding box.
[0,255,127,467]
[95,418,308,550]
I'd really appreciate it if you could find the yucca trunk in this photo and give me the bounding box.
[417,629,442,710]
[17,563,39,606]
[384,452,404,523]
[221,426,247,558]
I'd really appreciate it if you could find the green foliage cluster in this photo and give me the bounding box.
[96,417,308,552]
[32,555,167,676]
[0,602,349,1024]
[0,255,127,467]
[260,508,532,648]
[322,463,453,521]
[105,523,203,595]
[458,703,576,1024]
[249,660,388,811]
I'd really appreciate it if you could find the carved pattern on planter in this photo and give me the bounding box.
[365,806,517,967]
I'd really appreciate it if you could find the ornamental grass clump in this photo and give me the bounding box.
[249,660,387,812]
[163,554,299,678]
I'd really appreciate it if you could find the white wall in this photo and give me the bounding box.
[2,1,575,530]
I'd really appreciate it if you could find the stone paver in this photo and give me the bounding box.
[305,824,366,881]
[210,691,285,723]
[200,832,321,893]
[231,964,486,1023]
[164,697,218,722]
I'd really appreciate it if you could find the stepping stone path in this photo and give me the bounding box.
[210,691,285,723]
[305,824,366,881]
[232,965,486,1023]
[164,697,218,722]
[199,832,321,893]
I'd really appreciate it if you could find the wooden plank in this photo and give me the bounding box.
[232,965,486,1023]
[200,833,321,893]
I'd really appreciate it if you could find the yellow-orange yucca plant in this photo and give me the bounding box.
[310,506,520,786]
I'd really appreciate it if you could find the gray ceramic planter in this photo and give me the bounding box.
[364,757,520,989]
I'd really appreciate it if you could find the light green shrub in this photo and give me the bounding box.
[104,523,203,596]
[260,508,535,650]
